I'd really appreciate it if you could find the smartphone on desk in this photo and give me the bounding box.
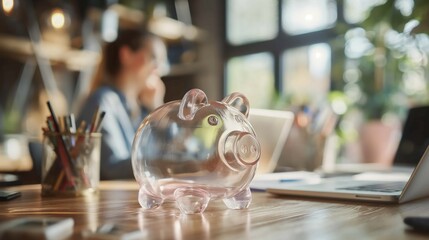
[0,190,21,201]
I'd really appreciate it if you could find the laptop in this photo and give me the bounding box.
[266,105,429,203]
[248,108,294,175]
[267,145,429,203]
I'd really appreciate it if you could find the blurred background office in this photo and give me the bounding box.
[1,0,429,183]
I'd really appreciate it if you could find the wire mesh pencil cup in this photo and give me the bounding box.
[41,132,101,197]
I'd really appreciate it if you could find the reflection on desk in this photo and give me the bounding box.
[0,181,429,239]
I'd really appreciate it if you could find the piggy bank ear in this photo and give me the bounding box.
[178,89,208,120]
[222,92,250,117]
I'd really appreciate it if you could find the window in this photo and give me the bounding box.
[224,0,429,167]
[282,0,337,35]
[224,0,337,109]
[226,0,278,45]
[226,53,275,108]
[282,43,331,106]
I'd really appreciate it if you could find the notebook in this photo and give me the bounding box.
[248,108,294,175]
[266,106,429,203]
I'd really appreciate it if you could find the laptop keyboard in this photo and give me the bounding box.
[337,182,406,193]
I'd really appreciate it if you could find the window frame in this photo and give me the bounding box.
[222,0,344,98]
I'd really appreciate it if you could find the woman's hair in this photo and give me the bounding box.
[90,28,153,92]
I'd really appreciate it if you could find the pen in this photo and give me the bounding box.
[46,101,77,186]
[69,114,76,133]
[279,179,302,183]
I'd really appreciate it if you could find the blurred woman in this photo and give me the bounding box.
[78,29,168,179]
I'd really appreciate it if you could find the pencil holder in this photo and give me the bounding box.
[41,132,101,197]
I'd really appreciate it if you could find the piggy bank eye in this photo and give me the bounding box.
[207,115,219,126]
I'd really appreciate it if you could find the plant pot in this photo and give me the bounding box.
[359,120,400,166]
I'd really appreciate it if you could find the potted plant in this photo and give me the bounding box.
[333,0,429,164]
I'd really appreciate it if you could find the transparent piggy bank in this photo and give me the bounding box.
[131,89,261,214]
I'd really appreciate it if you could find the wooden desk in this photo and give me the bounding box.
[1,181,429,239]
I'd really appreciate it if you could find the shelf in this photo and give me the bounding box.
[148,16,202,42]
[0,34,100,71]
[106,4,203,42]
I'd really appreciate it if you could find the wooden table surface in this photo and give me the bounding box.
[1,181,429,240]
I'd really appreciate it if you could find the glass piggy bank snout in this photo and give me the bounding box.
[132,89,261,214]
[223,131,260,169]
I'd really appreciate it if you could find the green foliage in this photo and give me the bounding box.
[335,0,429,120]
[361,0,429,35]
[2,109,21,133]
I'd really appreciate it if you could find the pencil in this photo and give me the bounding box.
[46,101,77,187]
[89,106,100,133]
[53,170,65,191]
[95,111,106,132]
[46,101,61,132]
[77,120,87,134]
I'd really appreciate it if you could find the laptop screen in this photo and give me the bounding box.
[248,108,294,175]
[393,106,429,167]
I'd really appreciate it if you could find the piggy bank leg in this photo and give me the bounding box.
[138,186,163,209]
[174,188,210,214]
[223,187,252,209]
